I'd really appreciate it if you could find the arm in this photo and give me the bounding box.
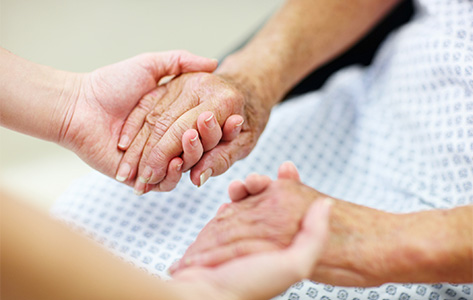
[216,0,403,109]
[119,0,403,193]
[173,163,473,286]
[0,189,331,300]
[0,47,75,142]
[0,191,180,300]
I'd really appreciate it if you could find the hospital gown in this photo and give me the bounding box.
[52,0,473,299]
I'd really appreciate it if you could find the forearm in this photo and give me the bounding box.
[0,48,79,143]
[217,0,401,109]
[314,201,473,286]
[0,191,185,300]
[389,205,473,283]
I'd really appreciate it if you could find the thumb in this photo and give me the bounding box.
[138,50,218,81]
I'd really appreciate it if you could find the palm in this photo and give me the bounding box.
[67,59,156,180]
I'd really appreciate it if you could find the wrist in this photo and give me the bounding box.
[0,48,83,144]
[216,51,286,112]
[52,70,84,147]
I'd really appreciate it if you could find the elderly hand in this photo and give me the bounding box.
[171,195,331,300]
[58,51,221,186]
[116,71,272,195]
[172,162,402,287]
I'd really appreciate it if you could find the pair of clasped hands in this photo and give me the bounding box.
[67,51,260,196]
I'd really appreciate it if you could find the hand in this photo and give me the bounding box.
[59,51,218,185]
[116,72,272,195]
[171,197,331,300]
[173,162,399,287]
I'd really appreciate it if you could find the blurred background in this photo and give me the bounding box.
[0,0,284,210]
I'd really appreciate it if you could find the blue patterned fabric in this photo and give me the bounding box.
[52,0,473,299]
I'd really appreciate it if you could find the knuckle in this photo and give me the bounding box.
[214,150,233,174]
[168,120,191,142]
[145,109,162,126]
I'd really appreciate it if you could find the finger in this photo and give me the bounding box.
[134,108,195,189]
[228,180,249,202]
[189,132,255,187]
[116,123,153,185]
[170,240,278,274]
[118,87,167,150]
[221,115,244,142]
[183,217,282,259]
[181,129,204,172]
[277,161,301,181]
[137,51,218,82]
[196,111,222,151]
[151,157,184,192]
[135,100,209,189]
[286,198,332,277]
[244,173,272,195]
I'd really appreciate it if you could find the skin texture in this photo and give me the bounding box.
[0,47,239,191]
[117,72,250,194]
[119,0,402,194]
[173,163,473,286]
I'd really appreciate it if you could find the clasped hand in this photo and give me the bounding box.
[60,51,268,194]
[115,71,271,194]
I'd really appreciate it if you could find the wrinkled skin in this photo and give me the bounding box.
[174,167,401,287]
[58,51,218,185]
[118,72,271,193]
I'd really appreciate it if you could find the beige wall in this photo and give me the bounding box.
[0,0,284,209]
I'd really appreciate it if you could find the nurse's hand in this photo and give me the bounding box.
[59,51,219,186]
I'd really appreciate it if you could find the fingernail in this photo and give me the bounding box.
[134,188,144,196]
[190,132,199,147]
[116,163,131,182]
[118,135,130,149]
[138,166,153,183]
[204,113,216,129]
[135,178,146,196]
[176,161,183,172]
[199,169,212,187]
[236,118,244,127]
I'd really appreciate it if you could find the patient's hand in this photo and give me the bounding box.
[117,72,272,195]
[172,162,401,287]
